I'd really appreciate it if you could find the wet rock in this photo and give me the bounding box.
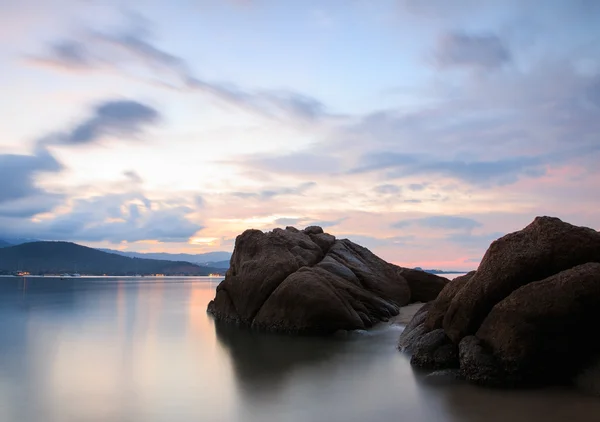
[397,216,600,391]
[209,226,445,334]
[397,303,431,352]
[398,268,450,303]
[444,216,600,343]
[458,336,513,387]
[411,329,458,370]
[476,262,600,385]
[424,271,475,331]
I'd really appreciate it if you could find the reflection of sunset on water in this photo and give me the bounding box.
[4,277,600,422]
[188,280,223,343]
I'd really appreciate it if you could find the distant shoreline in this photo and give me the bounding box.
[0,274,225,279]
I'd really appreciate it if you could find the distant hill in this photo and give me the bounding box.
[0,237,40,245]
[0,242,225,276]
[202,260,230,269]
[413,267,469,274]
[99,248,232,265]
[0,240,11,248]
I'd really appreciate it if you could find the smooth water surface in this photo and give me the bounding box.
[0,276,599,422]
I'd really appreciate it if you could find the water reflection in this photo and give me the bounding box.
[213,319,347,399]
[0,277,599,422]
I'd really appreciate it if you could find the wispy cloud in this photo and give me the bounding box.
[65,100,159,145]
[374,184,402,195]
[351,151,546,186]
[230,181,317,200]
[273,216,347,228]
[0,193,202,243]
[37,99,160,147]
[27,17,335,125]
[434,31,511,70]
[393,215,482,232]
[0,149,63,218]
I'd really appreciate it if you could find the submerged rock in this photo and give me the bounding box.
[208,226,448,334]
[398,216,600,391]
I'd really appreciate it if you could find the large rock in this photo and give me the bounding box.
[424,271,476,331]
[398,268,452,302]
[475,262,600,385]
[208,226,448,334]
[398,216,600,391]
[443,216,600,343]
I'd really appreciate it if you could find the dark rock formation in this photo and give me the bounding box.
[398,216,600,391]
[398,302,432,352]
[398,268,451,303]
[424,271,476,331]
[475,262,600,385]
[443,216,600,343]
[458,336,511,387]
[411,329,458,370]
[208,226,448,334]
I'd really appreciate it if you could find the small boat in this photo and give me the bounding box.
[72,273,81,277]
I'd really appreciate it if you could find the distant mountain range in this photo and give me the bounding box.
[0,237,41,246]
[0,241,225,276]
[98,249,231,268]
[0,238,468,275]
[413,267,468,274]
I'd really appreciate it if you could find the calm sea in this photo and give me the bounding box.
[0,275,598,422]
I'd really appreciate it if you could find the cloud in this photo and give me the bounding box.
[400,0,481,17]
[238,152,341,176]
[408,183,427,191]
[194,195,205,208]
[0,149,64,218]
[374,184,401,194]
[123,170,143,184]
[231,181,317,200]
[352,151,546,186]
[0,97,160,221]
[30,40,94,69]
[434,31,511,70]
[274,217,302,226]
[445,231,504,247]
[38,99,160,147]
[308,217,347,228]
[273,216,346,228]
[0,193,202,243]
[28,18,332,124]
[0,149,62,204]
[393,215,482,232]
[341,234,416,249]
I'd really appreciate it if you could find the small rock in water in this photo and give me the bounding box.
[423,369,463,385]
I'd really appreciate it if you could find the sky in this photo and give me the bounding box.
[1,0,599,270]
